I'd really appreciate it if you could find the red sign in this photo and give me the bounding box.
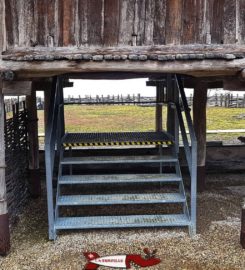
[84,248,161,269]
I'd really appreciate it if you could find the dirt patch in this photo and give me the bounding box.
[0,173,245,270]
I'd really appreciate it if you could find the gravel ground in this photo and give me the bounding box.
[0,173,245,270]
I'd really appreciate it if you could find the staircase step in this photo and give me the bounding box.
[55,214,190,230]
[61,155,178,165]
[57,193,185,206]
[59,173,182,185]
[62,131,174,147]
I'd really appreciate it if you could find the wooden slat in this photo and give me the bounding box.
[0,0,6,51]
[78,0,88,46]
[195,0,207,44]
[153,0,166,45]
[103,0,119,46]
[210,0,224,44]
[34,0,47,46]
[87,0,103,45]
[47,0,56,46]
[57,0,64,46]
[3,81,32,96]
[165,0,182,45]
[118,0,135,45]
[63,0,76,46]
[223,0,236,44]
[25,0,35,47]
[5,0,19,47]
[181,0,197,44]
[17,0,27,46]
[143,0,155,45]
[238,0,245,44]
[4,0,13,46]
[134,0,146,46]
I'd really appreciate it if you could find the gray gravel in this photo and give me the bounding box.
[0,173,245,269]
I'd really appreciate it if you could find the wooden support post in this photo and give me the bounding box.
[0,79,10,255]
[26,87,41,198]
[44,89,51,129]
[193,82,208,192]
[155,82,164,132]
[147,80,165,132]
[166,75,175,136]
[241,202,245,248]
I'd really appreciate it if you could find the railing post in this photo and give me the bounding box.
[45,77,57,240]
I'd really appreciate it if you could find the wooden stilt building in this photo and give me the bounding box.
[0,0,245,254]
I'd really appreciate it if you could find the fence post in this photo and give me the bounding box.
[220,94,223,107]
[137,93,141,103]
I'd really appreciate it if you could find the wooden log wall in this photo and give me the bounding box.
[4,0,245,49]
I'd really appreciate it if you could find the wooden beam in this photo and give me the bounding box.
[3,81,32,95]
[155,82,164,132]
[223,78,245,91]
[193,82,208,192]
[70,72,150,80]
[166,75,177,137]
[44,84,52,131]
[1,58,245,79]
[26,86,41,198]
[239,69,245,81]
[3,44,245,57]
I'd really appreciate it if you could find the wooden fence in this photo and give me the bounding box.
[188,93,245,108]
[34,93,245,108]
[4,101,29,217]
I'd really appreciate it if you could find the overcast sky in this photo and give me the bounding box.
[34,78,244,98]
[63,79,156,97]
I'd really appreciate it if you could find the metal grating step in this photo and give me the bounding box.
[59,173,182,185]
[55,214,190,230]
[61,155,178,165]
[57,193,186,206]
[62,131,173,147]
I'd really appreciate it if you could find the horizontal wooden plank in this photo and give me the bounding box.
[2,44,245,58]
[1,57,245,79]
[3,81,32,95]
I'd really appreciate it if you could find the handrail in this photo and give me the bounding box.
[45,76,64,239]
[174,74,197,236]
[175,75,197,146]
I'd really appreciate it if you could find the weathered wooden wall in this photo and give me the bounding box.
[4,0,245,49]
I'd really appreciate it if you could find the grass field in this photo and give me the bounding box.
[38,105,245,141]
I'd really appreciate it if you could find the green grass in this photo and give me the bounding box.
[37,105,245,141]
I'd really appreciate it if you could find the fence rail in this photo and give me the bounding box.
[188,93,245,108]
[33,93,245,108]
